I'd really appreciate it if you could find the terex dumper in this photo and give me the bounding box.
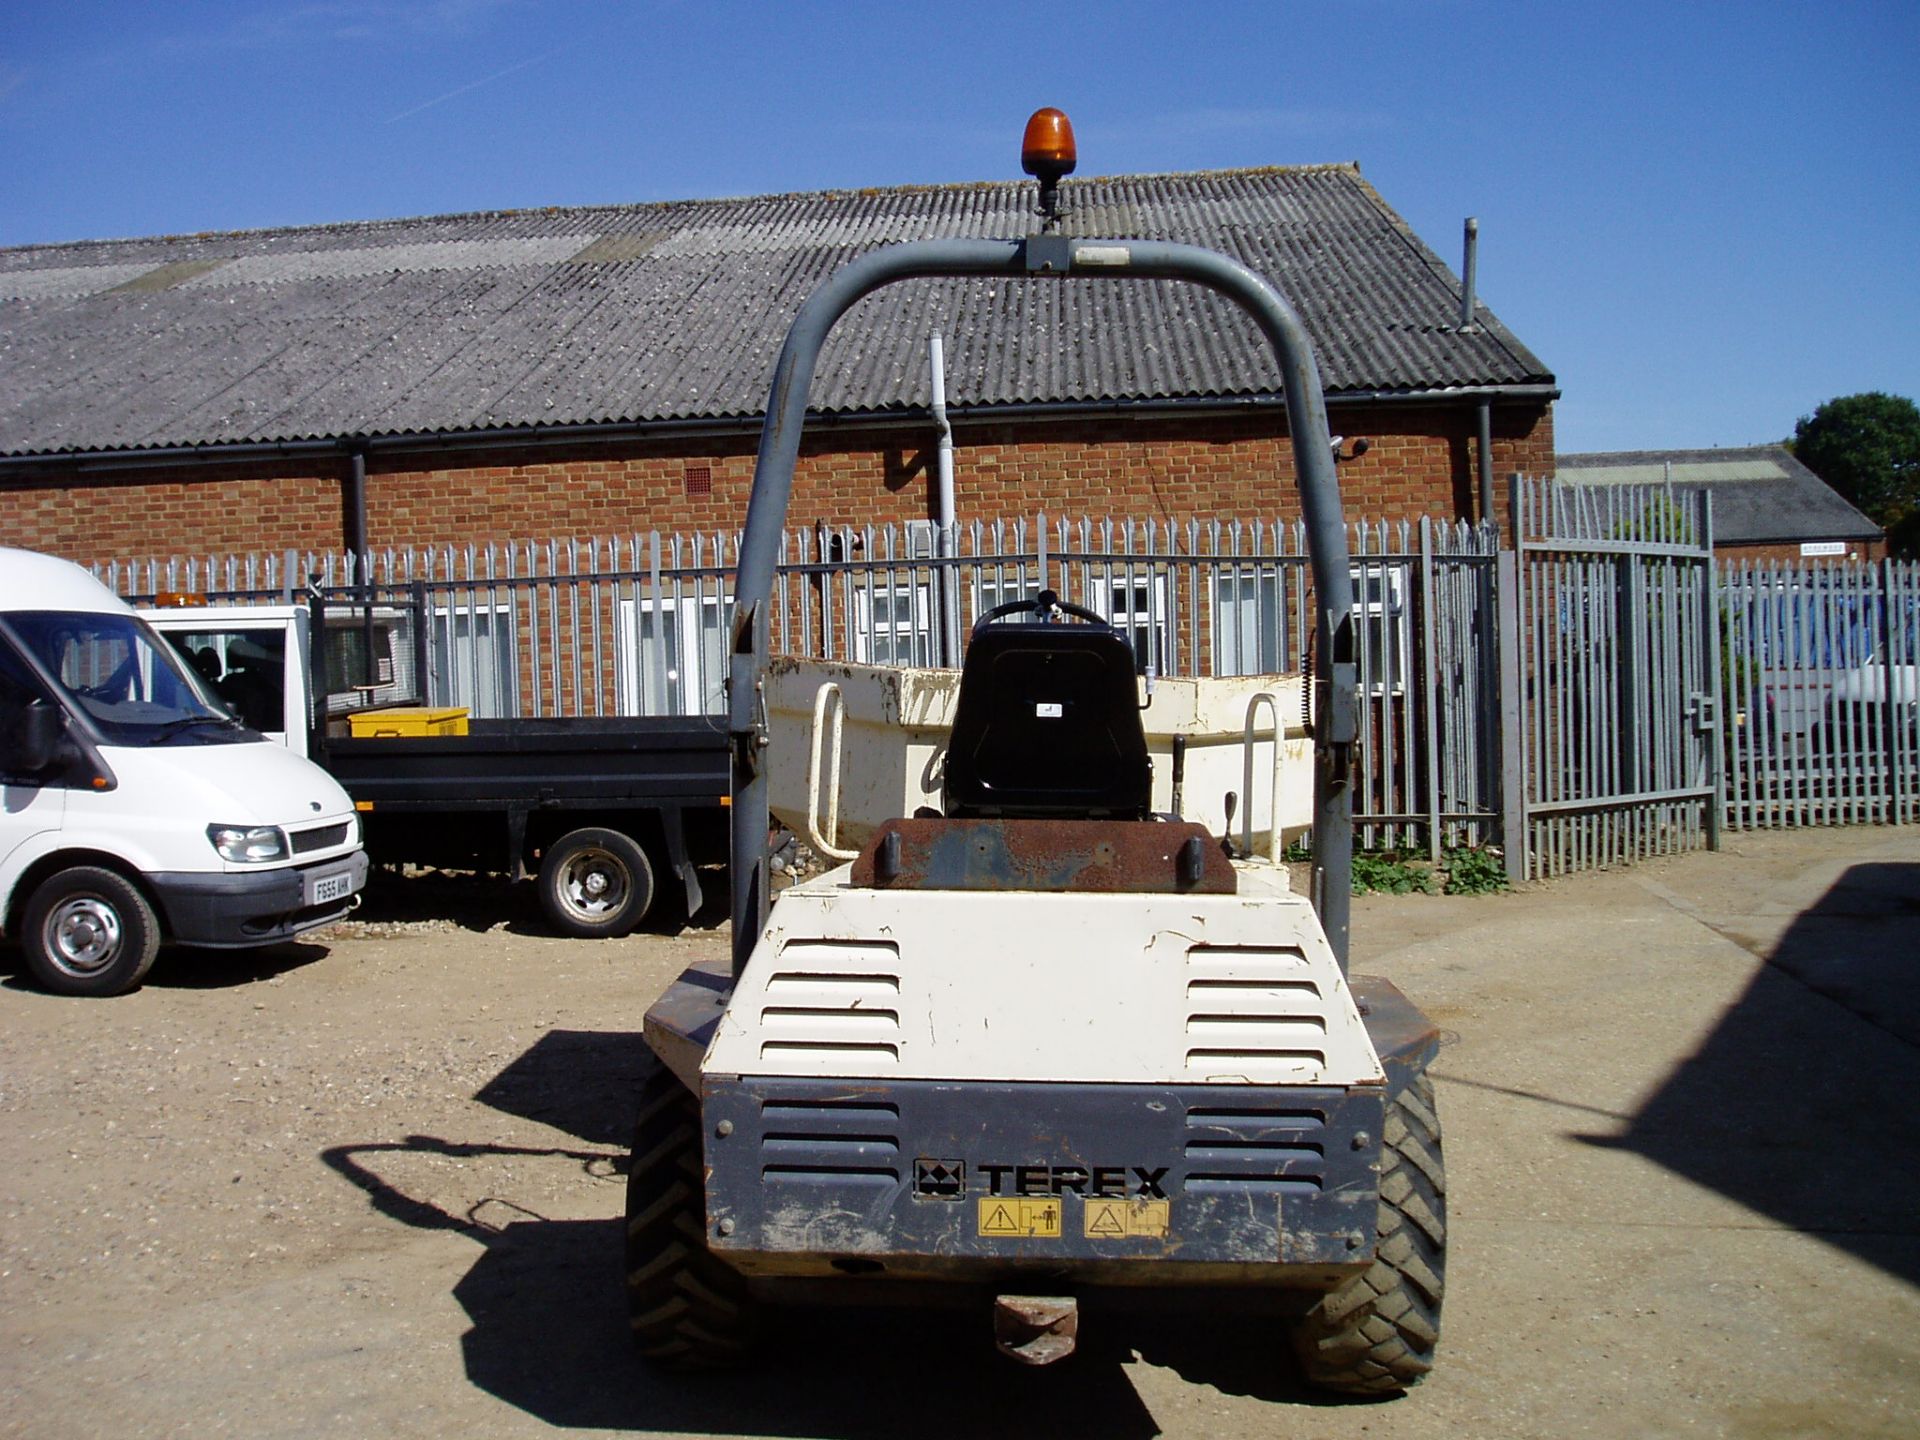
[626,110,1445,1395]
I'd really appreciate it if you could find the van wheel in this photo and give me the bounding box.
[625,1064,759,1367]
[537,828,653,937]
[21,867,161,997]
[1290,1070,1446,1395]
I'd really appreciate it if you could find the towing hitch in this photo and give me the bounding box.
[993,1294,1079,1366]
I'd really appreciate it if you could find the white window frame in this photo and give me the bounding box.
[1211,565,1290,677]
[851,575,932,668]
[429,602,517,719]
[972,570,1042,627]
[616,591,732,716]
[1351,563,1409,697]
[1089,572,1174,677]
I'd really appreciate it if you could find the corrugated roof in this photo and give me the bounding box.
[0,166,1554,460]
[1557,446,1883,545]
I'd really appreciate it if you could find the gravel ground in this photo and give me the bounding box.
[2,834,1918,1440]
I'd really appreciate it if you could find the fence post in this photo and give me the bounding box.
[1702,492,1724,849]
[1495,545,1528,884]
[1418,516,1442,860]
[1881,554,1901,822]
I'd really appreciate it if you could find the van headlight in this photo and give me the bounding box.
[208,824,288,863]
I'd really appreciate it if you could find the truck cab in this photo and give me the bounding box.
[0,549,368,996]
[143,600,413,757]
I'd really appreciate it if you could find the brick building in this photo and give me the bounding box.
[0,166,1555,564]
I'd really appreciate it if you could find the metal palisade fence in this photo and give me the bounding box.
[1720,556,1919,828]
[98,479,1917,880]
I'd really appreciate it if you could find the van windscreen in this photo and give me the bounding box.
[0,611,246,746]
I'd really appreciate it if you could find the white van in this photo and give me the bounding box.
[0,549,368,996]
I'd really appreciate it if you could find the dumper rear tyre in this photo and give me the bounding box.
[624,1066,759,1368]
[21,866,161,997]
[1290,1071,1445,1396]
[539,828,653,937]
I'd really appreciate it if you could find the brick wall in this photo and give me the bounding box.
[1,400,1554,565]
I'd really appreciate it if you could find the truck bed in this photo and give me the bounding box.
[319,715,728,807]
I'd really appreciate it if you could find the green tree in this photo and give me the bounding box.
[1791,392,1920,555]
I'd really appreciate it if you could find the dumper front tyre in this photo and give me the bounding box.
[21,866,161,997]
[539,827,653,937]
[1290,1071,1446,1396]
[624,1066,759,1368]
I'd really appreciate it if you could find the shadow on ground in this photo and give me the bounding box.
[345,864,732,937]
[1595,861,1920,1287]
[322,1029,1351,1434]
[0,938,331,990]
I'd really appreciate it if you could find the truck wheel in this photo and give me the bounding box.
[624,1065,758,1368]
[1290,1070,1446,1396]
[20,866,161,997]
[537,828,653,937]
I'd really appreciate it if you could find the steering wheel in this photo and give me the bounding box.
[972,588,1112,633]
[73,655,136,703]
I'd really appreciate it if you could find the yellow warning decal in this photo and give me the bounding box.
[977,1198,1063,1238]
[1083,1198,1171,1239]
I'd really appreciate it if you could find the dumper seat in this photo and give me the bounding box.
[941,611,1152,821]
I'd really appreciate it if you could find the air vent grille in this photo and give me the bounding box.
[1182,1104,1326,1194]
[1183,945,1328,1080]
[290,822,350,854]
[760,940,903,1067]
[758,1098,902,1187]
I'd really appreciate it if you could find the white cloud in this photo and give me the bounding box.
[155,0,523,56]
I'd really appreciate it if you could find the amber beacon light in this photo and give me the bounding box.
[1021,107,1077,181]
[1021,107,1076,228]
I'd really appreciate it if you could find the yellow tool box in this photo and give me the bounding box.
[346,706,470,738]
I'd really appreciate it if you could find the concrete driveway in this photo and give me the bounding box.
[1,825,1916,1438]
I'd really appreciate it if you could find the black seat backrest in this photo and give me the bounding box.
[942,623,1152,820]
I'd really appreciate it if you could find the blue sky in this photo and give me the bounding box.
[2,1,1914,453]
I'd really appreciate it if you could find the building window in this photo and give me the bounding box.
[430,604,517,718]
[973,570,1042,625]
[617,593,731,716]
[1092,574,1174,676]
[1351,563,1408,696]
[853,578,931,667]
[1213,566,1291,676]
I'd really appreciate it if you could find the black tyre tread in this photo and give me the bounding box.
[624,1067,758,1368]
[21,866,160,997]
[1291,1071,1446,1396]
[539,827,654,938]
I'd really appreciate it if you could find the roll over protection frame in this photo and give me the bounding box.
[727,236,1358,976]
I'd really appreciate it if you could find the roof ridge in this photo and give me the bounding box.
[1559,444,1790,463]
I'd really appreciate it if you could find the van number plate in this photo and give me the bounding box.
[307,869,354,906]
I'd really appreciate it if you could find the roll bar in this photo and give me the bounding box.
[728,236,1359,974]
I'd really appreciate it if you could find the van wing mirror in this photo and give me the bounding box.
[8,699,65,774]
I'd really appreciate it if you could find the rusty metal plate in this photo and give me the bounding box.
[847,817,1236,894]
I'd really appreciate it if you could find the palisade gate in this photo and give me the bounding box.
[1502,478,1721,879]
[97,479,1918,881]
